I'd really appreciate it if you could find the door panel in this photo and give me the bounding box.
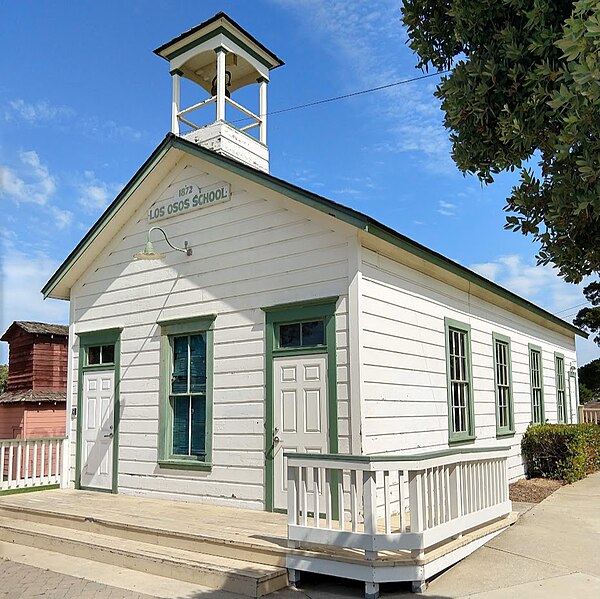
[273,354,328,511]
[80,370,114,490]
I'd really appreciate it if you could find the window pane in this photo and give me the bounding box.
[88,346,101,365]
[172,396,190,455]
[191,395,206,457]
[279,323,301,348]
[530,349,543,423]
[301,320,325,346]
[189,334,206,393]
[448,327,471,435]
[101,344,115,364]
[172,336,189,394]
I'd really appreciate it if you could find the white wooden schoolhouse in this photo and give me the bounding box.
[24,12,587,596]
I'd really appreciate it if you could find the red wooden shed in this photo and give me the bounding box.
[0,321,68,440]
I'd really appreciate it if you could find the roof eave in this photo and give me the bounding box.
[42,132,587,341]
[41,135,176,300]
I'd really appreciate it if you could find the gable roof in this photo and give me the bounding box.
[41,133,587,339]
[1,321,69,342]
[153,12,284,70]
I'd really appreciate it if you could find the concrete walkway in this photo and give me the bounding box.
[419,471,600,598]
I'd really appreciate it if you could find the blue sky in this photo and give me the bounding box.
[0,1,597,365]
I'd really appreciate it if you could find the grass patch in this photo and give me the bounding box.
[0,484,60,497]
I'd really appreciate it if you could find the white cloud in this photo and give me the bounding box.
[77,171,122,213]
[469,254,600,364]
[273,0,452,171]
[5,99,74,123]
[50,207,74,230]
[469,254,582,314]
[0,245,69,363]
[4,98,143,142]
[437,200,457,217]
[0,151,56,205]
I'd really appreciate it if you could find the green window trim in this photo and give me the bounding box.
[158,315,216,471]
[529,344,545,424]
[444,317,475,444]
[555,352,567,424]
[492,333,515,437]
[75,328,122,494]
[263,297,339,512]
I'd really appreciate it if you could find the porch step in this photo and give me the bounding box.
[0,500,287,567]
[0,516,288,597]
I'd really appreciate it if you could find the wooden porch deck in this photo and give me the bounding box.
[0,488,294,565]
[0,487,517,597]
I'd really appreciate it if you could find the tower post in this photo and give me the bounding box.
[171,70,181,135]
[258,77,268,145]
[215,47,227,122]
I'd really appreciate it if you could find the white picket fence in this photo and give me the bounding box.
[0,437,67,491]
[287,447,511,559]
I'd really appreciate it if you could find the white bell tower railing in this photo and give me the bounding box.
[170,49,268,141]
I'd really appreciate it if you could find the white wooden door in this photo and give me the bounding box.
[80,370,115,490]
[273,354,328,511]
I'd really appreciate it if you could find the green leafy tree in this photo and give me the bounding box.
[0,364,7,393]
[574,282,600,345]
[578,358,600,403]
[401,0,600,283]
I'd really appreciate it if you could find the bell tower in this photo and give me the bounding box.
[154,12,283,173]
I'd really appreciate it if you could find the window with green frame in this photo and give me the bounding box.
[529,345,545,424]
[157,315,215,469]
[555,353,567,423]
[493,334,514,436]
[445,318,475,443]
[171,334,206,457]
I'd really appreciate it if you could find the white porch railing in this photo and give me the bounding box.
[286,447,511,559]
[579,406,600,424]
[0,437,67,492]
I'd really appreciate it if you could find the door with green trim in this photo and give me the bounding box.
[273,354,328,511]
[80,370,115,490]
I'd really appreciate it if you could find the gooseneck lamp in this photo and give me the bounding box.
[133,226,192,260]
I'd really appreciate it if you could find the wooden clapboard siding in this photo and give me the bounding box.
[3,328,68,393]
[359,245,577,481]
[23,405,66,438]
[0,405,24,439]
[68,160,353,506]
[5,331,34,391]
[32,338,68,391]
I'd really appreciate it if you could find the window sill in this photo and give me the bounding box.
[158,459,212,472]
[448,435,476,446]
[496,430,515,439]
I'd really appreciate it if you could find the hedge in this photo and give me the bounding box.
[521,423,600,483]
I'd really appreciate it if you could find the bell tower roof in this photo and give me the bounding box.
[154,12,284,94]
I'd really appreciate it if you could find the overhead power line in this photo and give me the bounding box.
[230,70,450,124]
[554,301,589,316]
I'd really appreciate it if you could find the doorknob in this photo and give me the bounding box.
[273,427,281,444]
[103,432,113,439]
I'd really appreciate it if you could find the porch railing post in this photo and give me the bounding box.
[60,437,69,488]
[408,469,425,560]
[287,463,300,549]
[362,470,378,560]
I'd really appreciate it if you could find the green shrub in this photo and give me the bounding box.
[521,424,600,483]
